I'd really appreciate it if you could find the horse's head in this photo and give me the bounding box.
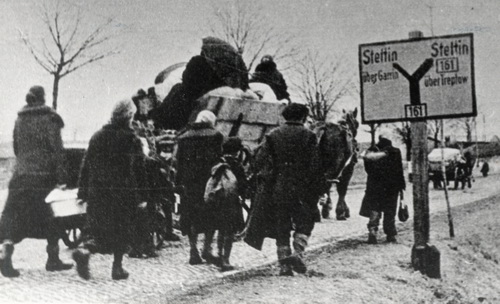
[341,108,359,139]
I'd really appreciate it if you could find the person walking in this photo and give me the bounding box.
[481,161,489,177]
[360,135,406,244]
[215,137,248,271]
[72,99,147,280]
[175,110,224,265]
[245,103,322,276]
[0,86,73,278]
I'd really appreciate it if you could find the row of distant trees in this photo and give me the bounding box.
[20,0,475,154]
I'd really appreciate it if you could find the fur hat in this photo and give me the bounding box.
[282,103,309,121]
[195,110,217,127]
[110,98,137,126]
[26,85,45,105]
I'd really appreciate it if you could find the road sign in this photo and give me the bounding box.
[359,33,476,123]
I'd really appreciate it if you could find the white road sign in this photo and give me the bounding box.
[359,33,476,123]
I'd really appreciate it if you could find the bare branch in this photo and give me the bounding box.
[61,50,119,77]
[19,2,121,110]
[209,0,300,72]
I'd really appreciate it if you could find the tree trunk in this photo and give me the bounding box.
[52,74,60,110]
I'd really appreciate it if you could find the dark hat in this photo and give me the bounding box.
[26,85,45,105]
[281,103,309,121]
[376,136,392,149]
[223,137,242,154]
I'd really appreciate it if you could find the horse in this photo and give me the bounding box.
[313,108,359,220]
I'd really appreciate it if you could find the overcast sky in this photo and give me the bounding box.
[1,0,499,144]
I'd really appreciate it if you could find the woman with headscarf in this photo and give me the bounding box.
[0,86,72,278]
[175,110,224,265]
[72,99,147,280]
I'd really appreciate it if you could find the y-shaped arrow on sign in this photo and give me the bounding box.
[393,58,434,105]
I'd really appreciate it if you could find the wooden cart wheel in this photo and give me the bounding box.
[62,227,83,249]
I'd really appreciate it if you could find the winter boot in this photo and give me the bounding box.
[46,244,73,271]
[72,249,90,280]
[189,248,203,265]
[386,235,397,243]
[220,235,235,272]
[277,245,293,276]
[111,262,129,280]
[202,231,221,266]
[188,231,203,265]
[0,241,20,278]
[291,233,308,274]
[368,227,378,244]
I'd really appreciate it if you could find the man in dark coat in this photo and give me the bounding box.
[360,135,405,244]
[72,99,147,280]
[245,103,321,276]
[175,110,224,265]
[0,86,72,278]
[250,55,290,101]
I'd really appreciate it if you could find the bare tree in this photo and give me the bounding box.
[18,2,121,110]
[209,0,300,72]
[392,122,412,161]
[449,117,475,142]
[293,50,355,122]
[427,120,442,148]
[365,123,382,147]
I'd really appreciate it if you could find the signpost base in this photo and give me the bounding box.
[411,244,441,278]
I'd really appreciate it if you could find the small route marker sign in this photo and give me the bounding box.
[359,33,476,123]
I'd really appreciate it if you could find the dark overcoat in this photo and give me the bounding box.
[244,122,321,250]
[78,124,147,252]
[175,122,223,235]
[0,105,65,243]
[359,139,405,217]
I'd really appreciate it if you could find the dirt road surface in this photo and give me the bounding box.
[165,190,500,304]
[0,167,498,303]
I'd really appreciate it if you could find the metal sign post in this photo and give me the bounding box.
[406,31,440,278]
[358,31,476,279]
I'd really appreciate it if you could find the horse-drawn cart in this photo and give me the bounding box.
[428,148,473,190]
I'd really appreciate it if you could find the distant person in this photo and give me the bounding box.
[73,99,147,280]
[175,110,224,265]
[481,161,489,177]
[360,135,405,244]
[0,86,72,278]
[250,55,290,102]
[245,103,322,276]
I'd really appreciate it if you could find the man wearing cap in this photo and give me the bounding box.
[249,103,321,276]
[360,134,406,244]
